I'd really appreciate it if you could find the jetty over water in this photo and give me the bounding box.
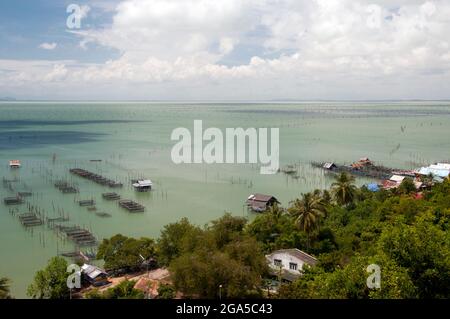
[70,168,123,188]
[54,181,79,193]
[55,225,97,246]
[102,192,120,200]
[18,212,43,227]
[118,199,145,212]
[78,199,95,207]
[3,196,24,205]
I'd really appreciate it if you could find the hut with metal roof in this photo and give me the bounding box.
[246,193,280,212]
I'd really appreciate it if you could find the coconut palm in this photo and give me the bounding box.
[331,172,357,206]
[288,192,326,247]
[0,277,11,299]
[267,203,284,220]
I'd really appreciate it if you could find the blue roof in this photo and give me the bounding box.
[367,183,380,192]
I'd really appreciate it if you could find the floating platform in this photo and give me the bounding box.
[102,192,121,200]
[3,197,24,205]
[69,168,123,188]
[118,199,145,213]
[55,225,97,246]
[18,192,32,197]
[54,181,79,193]
[78,199,95,206]
[95,212,111,218]
[18,212,43,227]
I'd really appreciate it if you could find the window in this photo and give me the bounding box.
[274,259,282,267]
[289,263,298,271]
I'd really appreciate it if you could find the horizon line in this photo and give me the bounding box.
[2,99,450,103]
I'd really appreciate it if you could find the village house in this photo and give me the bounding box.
[265,248,318,282]
[323,162,336,170]
[81,264,109,287]
[9,160,21,168]
[351,157,373,169]
[132,179,153,192]
[246,194,280,212]
[417,163,450,181]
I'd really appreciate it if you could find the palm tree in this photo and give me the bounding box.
[0,277,11,299]
[267,203,284,220]
[288,193,326,248]
[331,172,357,206]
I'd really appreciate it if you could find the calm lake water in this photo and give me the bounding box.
[1,101,449,297]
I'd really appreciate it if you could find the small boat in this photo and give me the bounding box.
[9,160,21,168]
[132,179,153,192]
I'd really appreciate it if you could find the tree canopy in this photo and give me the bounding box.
[27,257,70,299]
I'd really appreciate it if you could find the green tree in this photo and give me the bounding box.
[377,212,450,298]
[157,218,201,265]
[103,280,144,299]
[331,172,357,206]
[288,192,326,247]
[398,178,417,195]
[245,209,296,251]
[170,250,263,298]
[278,255,416,299]
[97,234,156,271]
[84,288,104,299]
[27,257,70,299]
[208,213,247,248]
[157,283,176,299]
[0,277,11,299]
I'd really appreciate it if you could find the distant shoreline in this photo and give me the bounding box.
[1,100,450,104]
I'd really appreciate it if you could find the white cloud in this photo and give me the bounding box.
[4,0,450,99]
[38,42,57,50]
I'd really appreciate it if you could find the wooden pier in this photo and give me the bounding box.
[69,168,123,188]
[18,212,43,227]
[102,192,121,200]
[78,199,95,206]
[118,199,145,212]
[3,196,24,205]
[95,212,112,218]
[54,181,79,193]
[55,225,97,246]
[18,192,32,197]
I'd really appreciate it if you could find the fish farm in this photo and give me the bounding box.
[69,168,123,188]
[118,199,145,212]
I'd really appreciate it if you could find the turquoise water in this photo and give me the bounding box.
[1,101,450,297]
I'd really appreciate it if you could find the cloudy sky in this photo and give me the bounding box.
[1,0,450,100]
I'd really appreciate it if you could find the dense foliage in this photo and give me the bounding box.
[0,277,12,299]
[166,214,269,298]
[157,283,176,299]
[27,257,70,299]
[97,234,156,272]
[84,280,144,299]
[28,173,450,299]
[274,176,450,299]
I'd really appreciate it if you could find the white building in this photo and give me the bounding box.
[265,248,318,282]
[9,160,21,168]
[132,179,153,192]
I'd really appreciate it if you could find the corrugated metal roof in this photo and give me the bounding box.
[418,167,450,178]
[81,264,107,279]
[267,248,318,266]
[390,175,405,182]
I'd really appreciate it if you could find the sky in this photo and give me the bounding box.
[0,0,450,100]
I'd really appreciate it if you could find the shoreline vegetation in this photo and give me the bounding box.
[2,172,450,299]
